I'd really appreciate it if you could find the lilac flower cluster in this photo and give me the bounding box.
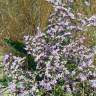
[3,54,37,95]
[2,0,96,95]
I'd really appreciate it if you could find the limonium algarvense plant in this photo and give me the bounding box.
[2,0,96,95]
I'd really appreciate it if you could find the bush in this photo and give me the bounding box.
[2,0,96,96]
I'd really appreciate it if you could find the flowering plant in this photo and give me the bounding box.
[2,0,96,96]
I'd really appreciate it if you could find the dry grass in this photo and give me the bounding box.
[0,0,52,48]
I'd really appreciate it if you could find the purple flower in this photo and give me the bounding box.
[88,15,96,26]
[90,80,96,88]
[3,54,10,64]
[9,82,16,92]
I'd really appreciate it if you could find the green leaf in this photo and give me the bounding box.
[0,78,8,87]
[27,55,37,71]
[4,38,27,54]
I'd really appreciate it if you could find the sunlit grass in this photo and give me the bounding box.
[0,0,52,49]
